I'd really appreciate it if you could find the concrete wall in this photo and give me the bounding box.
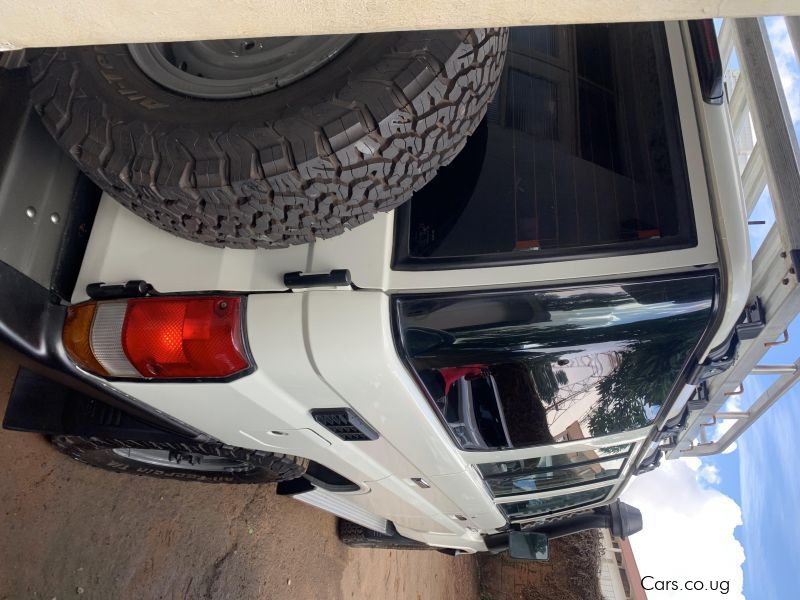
[2,0,800,50]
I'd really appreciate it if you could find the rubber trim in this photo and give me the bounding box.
[4,367,197,442]
[0,260,210,441]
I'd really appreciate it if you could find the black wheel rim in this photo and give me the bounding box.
[128,34,357,99]
[111,448,254,473]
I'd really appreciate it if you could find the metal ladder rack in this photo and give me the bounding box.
[671,17,800,458]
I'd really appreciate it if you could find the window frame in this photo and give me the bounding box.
[392,21,698,272]
[483,435,647,523]
[495,483,617,520]
[479,446,632,498]
[352,21,719,294]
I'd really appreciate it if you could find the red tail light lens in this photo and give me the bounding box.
[121,296,249,379]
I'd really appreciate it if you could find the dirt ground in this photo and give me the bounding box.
[0,345,479,600]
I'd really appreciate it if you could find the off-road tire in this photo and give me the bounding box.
[51,435,308,483]
[29,29,508,249]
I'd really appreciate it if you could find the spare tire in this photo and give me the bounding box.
[29,29,508,248]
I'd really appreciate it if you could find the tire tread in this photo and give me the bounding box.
[29,29,509,248]
[51,435,308,483]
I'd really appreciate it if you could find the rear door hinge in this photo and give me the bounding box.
[86,280,158,300]
[283,269,352,290]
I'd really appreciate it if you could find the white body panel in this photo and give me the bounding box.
[67,22,752,549]
[678,21,752,353]
[106,291,505,549]
[73,198,307,302]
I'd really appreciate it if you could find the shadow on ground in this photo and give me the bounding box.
[0,345,478,599]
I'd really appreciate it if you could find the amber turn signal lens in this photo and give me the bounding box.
[62,302,108,377]
[62,296,250,380]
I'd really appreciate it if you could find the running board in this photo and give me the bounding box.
[280,483,389,534]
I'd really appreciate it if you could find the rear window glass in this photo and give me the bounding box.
[394,274,715,450]
[499,485,613,520]
[393,22,694,269]
[478,448,629,497]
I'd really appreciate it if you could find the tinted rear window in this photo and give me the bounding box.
[393,22,694,269]
[394,274,715,450]
[499,485,613,519]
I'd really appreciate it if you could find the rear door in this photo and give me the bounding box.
[310,20,717,291]
[390,271,719,522]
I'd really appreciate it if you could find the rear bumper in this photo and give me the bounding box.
[0,61,493,552]
[0,67,209,441]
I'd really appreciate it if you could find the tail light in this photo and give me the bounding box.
[63,295,251,380]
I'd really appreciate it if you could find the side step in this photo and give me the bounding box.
[277,481,390,535]
[337,519,431,550]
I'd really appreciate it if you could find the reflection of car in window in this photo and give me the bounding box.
[395,274,716,450]
[500,485,614,519]
[419,368,510,449]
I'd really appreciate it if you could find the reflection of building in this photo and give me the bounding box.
[544,349,622,440]
[554,419,585,443]
[598,530,648,600]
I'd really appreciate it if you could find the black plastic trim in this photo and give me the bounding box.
[86,280,156,300]
[4,367,197,442]
[303,461,361,492]
[688,20,725,105]
[276,477,315,496]
[0,260,210,441]
[284,269,351,289]
[49,174,102,302]
[528,501,642,539]
[311,408,379,442]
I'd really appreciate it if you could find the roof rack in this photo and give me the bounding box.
[671,17,800,458]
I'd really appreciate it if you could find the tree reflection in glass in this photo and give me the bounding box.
[396,275,715,450]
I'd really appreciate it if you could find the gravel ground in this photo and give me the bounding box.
[0,345,479,600]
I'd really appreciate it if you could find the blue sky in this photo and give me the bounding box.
[712,16,800,599]
[707,315,800,600]
[623,17,800,599]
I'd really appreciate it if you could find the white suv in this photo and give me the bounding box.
[1,19,757,555]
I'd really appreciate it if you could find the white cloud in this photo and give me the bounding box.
[698,463,722,485]
[621,458,745,599]
[722,441,738,455]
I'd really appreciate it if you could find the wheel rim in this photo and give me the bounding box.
[128,34,357,99]
[112,448,254,473]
